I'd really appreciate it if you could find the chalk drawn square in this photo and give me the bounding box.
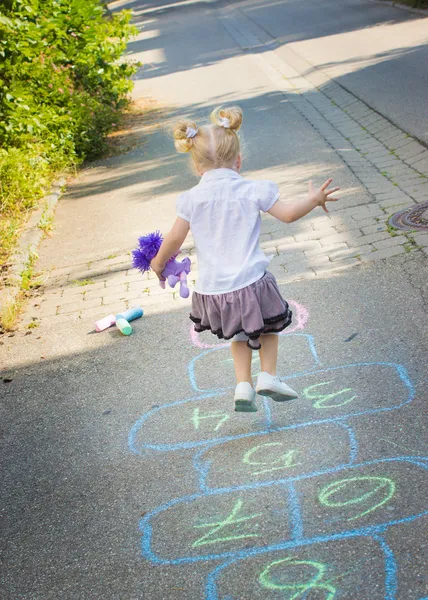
[189,335,319,392]
[296,460,428,539]
[130,394,271,453]
[209,538,388,600]
[267,362,413,426]
[141,486,292,563]
[195,423,354,490]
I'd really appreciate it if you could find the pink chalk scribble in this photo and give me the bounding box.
[189,300,309,348]
[283,300,309,334]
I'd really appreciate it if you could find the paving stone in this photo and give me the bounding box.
[325,247,361,261]
[311,257,360,276]
[365,184,395,195]
[57,300,85,314]
[384,134,412,149]
[405,151,428,166]
[282,262,313,276]
[376,128,401,143]
[361,224,387,235]
[396,176,425,187]
[407,182,428,195]
[341,244,373,257]
[293,227,337,242]
[396,141,427,161]
[359,245,406,261]
[285,240,322,253]
[379,197,414,209]
[274,237,297,252]
[349,231,391,247]
[304,254,331,266]
[267,255,286,269]
[407,152,428,169]
[412,233,428,247]
[61,280,107,298]
[304,241,348,256]
[319,232,358,247]
[336,205,379,220]
[373,236,406,250]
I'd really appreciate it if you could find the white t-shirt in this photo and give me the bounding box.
[176,168,280,295]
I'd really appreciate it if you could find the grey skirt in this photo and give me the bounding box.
[190,271,292,350]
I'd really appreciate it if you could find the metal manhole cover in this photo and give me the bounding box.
[389,201,428,231]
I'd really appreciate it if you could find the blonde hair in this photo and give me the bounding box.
[173,106,243,172]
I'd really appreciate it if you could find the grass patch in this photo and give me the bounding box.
[37,210,55,236]
[386,221,399,237]
[72,278,95,286]
[20,251,39,292]
[0,294,22,332]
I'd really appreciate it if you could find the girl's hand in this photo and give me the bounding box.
[308,178,340,213]
[150,258,166,281]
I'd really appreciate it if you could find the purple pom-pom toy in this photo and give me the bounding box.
[132,230,191,299]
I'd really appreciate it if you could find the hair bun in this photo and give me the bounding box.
[211,106,243,131]
[173,119,198,153]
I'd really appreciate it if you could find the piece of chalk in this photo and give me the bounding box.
[116,306,143,322]
[95,314,116,332]
[115,318,132,336]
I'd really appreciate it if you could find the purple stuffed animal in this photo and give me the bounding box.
[159,256,191,298]
[132,231,191,299]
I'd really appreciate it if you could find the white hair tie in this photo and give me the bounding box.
[186,126,198,139]
[219,117,231,129]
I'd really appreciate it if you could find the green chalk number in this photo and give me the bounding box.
[318,476,396,521]
[259,557,336,599]
[302,380,357,409]
[243,442,300,476]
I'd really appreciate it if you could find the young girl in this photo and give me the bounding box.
[151,106,339,412]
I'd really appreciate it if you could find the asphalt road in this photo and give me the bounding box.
[1,1,428,599]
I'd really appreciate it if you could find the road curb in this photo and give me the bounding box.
[0,178,66,324]
[366,0,428,16]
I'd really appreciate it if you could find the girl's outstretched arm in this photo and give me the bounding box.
[268,178,340,223]
[151,217,190,280]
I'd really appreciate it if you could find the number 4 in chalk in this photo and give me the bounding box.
[191,407,230,432]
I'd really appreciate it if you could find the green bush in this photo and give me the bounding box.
[0,0,139,263]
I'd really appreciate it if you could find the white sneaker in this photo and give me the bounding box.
[256,372,298,402]
[234,382,258,412]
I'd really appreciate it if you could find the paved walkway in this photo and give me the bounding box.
[22,0,428,329]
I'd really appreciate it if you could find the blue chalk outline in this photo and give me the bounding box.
[188,334,320,393]
[128,362,414,454]
[139,456,428,566]
[192,421,358,492]
[204,533,398,600]
[129,329,422,598]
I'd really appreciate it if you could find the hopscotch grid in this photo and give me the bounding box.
[129,361,414,454]
[138,457,428,565]
[193,421,358,491]
[287,480,304,541]
[141,512,428,567]
[187,333,321,394]
[129,301,423,599]
[371,534,398,600]
[203,532,401,600]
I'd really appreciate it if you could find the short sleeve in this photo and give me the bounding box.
[255,180,280,212]
[176,192,191,222]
